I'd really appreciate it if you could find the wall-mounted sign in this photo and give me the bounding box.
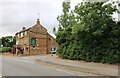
[30,37,36,46]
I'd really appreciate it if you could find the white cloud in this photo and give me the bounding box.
[1,0,118,38]
[0,0,81,38]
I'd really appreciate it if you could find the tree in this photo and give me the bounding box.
[13,36,16,46]
[56,0,120,63]
[0,38,2,47]
[57,0,71,30]
[2,37,9,47]
[73,2,120,63]
[1,36,16,47]
[56,0,71,44]
[53,27,56,35]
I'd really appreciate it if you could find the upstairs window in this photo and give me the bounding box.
[25,31,27,36]
[21,32,23,37]
[18,34,20,38]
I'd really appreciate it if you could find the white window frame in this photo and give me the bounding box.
[25,31,27,36]
[18,34,20,38]
[21,32,23,37]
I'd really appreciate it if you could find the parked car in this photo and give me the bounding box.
[50,45,57,54]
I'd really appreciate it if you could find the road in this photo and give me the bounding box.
[2,55,75,76]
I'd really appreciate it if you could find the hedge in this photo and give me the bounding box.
[0,47,12,53]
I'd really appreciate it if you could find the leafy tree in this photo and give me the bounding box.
[1,36,16,47]
[57,0,71,30]
[56,0,120,64]
[73,2,119,63]
[2,37,9,47]
[56,0,72,44]
[13,36,16,46]
[0,38,2,47]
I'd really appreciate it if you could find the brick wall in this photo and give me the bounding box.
[16,22,58,55]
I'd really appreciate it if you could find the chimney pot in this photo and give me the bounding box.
[36,19,40,25]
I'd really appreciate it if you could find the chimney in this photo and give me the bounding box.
[36,19,40,25]
[22,27,26,30]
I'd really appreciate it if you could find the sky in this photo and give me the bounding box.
[0,0,119,38]
[0,0,81,38]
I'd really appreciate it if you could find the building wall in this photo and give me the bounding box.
[16,30,30,54]
[16,22,58,55]
[29,26,47,55]
[47,34,59,53]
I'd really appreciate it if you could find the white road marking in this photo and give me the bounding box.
[56,69,90,76]
[7,58,34,64]
[6,58,77,75]
[56,69,75,75]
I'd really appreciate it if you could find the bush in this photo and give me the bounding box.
[0,47,12,53]
[56,1,120,64]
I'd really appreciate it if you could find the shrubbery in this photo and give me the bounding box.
[56,1,120,64]
[0,47,12,53]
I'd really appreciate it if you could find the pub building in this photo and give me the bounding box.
[15,19,58,55]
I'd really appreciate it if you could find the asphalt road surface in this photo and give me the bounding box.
[2,55,75,76]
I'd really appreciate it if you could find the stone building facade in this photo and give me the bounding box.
[15,19,58,55]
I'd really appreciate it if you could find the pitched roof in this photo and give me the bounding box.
[16,24,47,35]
